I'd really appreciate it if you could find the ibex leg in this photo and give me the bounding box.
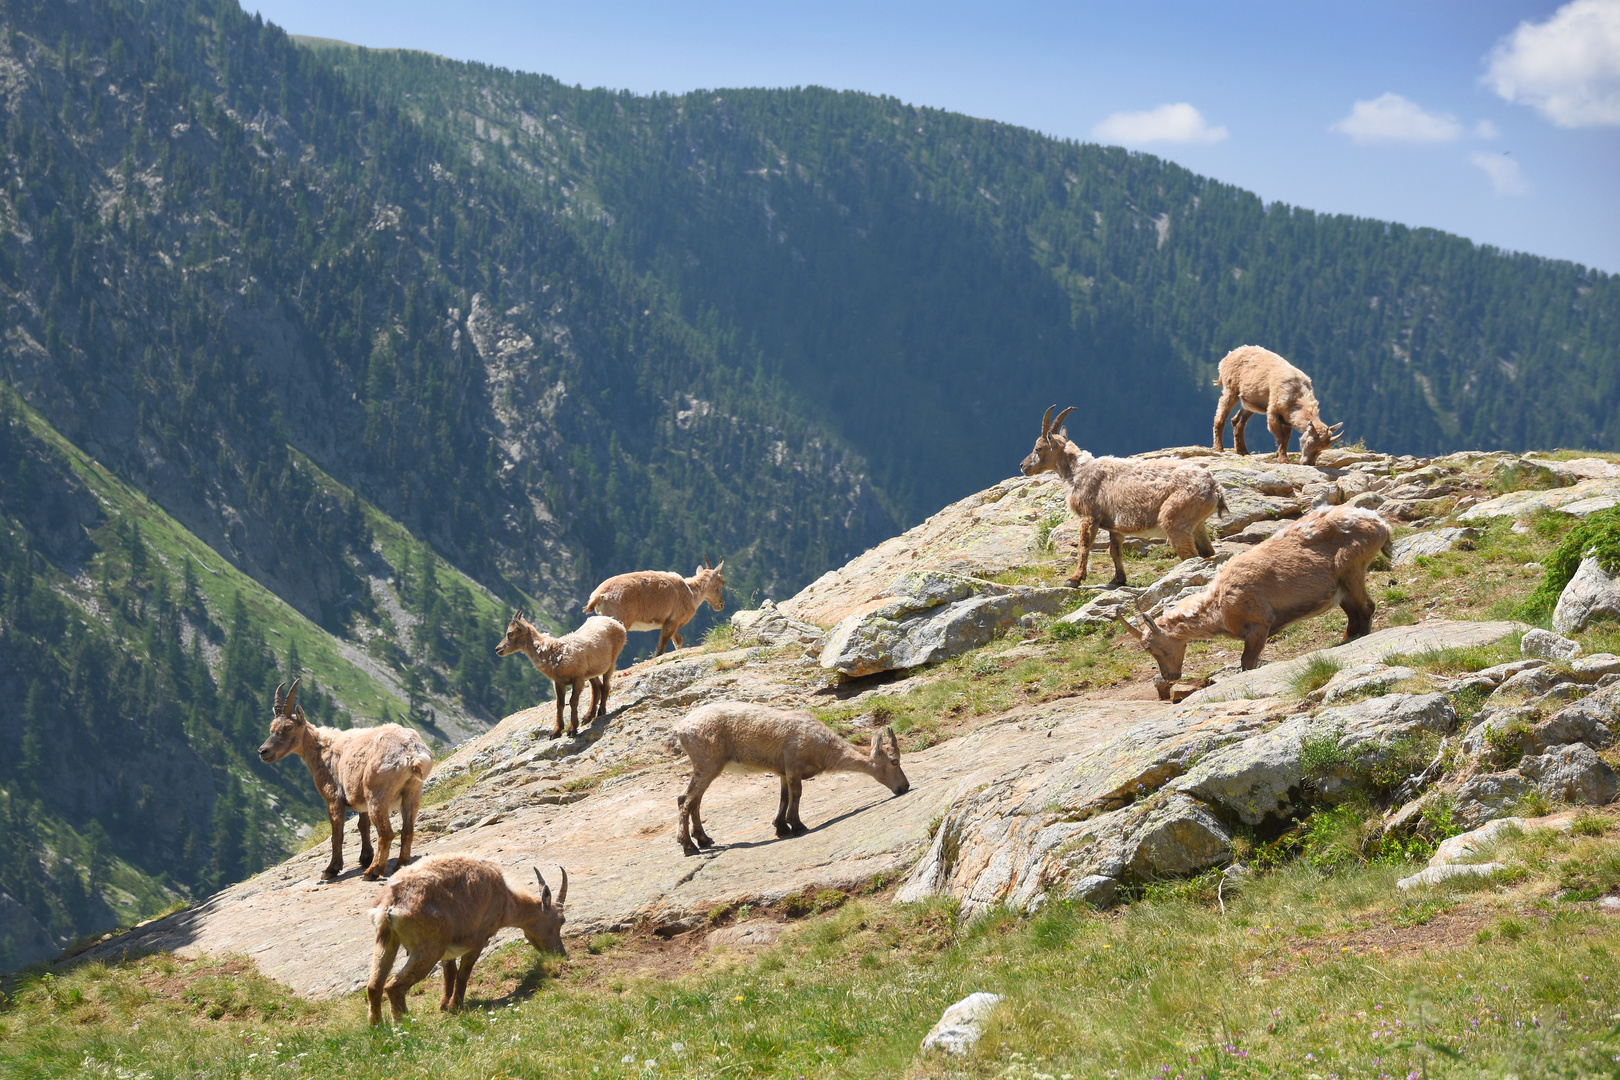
[363,798,394,880]
[451,943,484,1009]
[367,924,400,1026]
[385,945,445,1020]
[356,811,374,874]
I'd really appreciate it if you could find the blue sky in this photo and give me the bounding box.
[251,1,1620,272]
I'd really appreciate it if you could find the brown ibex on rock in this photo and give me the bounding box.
[1022,405,1226,587]
[584,559,725,656]
[257,679,433,880]
[367,854,566,1025]
[673,702,909,856]
[1117,504,1392,699]
[1212,345,1343,465]
[496,613,627,737]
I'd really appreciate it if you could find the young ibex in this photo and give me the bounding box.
[673,702,909,856]
[257,679,433,880]
[1212,345,1343,465]
[584,559,725,656]
[1117,504,1393,699]
[367,854,566,1025]
[496,613,627,737]
[1022,405,1226,587]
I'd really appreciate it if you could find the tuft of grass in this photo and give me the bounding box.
[1519,505,1620,623]
[1571,809,1609,838]
[1290,655,1342,696]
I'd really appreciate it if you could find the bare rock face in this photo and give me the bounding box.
[816,570,1071,677]
[1553,557,1620,636]
[1451,772,1533,830]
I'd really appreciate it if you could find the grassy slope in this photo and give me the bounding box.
[20,403,406,725]
[4,813,1619,1078]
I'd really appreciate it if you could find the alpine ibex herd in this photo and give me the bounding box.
[250,341,1378,1018]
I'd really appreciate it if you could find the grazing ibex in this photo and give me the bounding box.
[1022,405,1226,587]
[1212,345,1343,465]
[1117,504,1392,699]
[258,679,433,880]
[673,702,909,856]
[584,559,725,656]
[496,613,627,737]
[367,854,566,1025]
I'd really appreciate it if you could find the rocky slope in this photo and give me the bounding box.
[74,445,1620,995]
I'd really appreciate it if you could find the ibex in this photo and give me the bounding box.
[257,679,433,880]
[1212,345,1343,465]
[1117,504,1392,699]
[584,559,725,656]
[496,613,627,737]
[1022,405,1226,587]
[367,854,566,1025]
[673,702,909,856]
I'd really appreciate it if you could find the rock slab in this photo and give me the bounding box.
[921,992,1003,1055]
[1554,557,1620,636]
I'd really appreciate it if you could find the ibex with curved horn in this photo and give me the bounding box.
[583,558,726,656]
[367,854,568,1025]
[258,678,433,880]
[1212,345,1344,465]
[1021,404,1226,587]
[1116,504,1392,699]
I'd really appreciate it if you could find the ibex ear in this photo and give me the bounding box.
[535,867,552,907]
[294,705,307,724]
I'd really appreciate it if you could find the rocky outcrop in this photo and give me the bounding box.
[816,570,1070,677]
[1519,743,1619,806]
[1521,628,1581,662]
[1390,527,1478,566]
[1554,557,1620,636]
[1459,478,1620,522]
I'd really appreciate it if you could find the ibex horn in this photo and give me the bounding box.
[556,866,567,905]
[1113,614,1143,641]
[704,556,712,569]
[535,867,552,906]
[285,677,301,713]
[1050,405,1077,434]
[1041,404,1057,437]
[274,681,287,712]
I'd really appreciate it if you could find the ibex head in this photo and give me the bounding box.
[1114,611,1188,702]
[869,726,909,795]
[496,611,536,657]
[1298,420,1345,466]
[695,558,726,612]
[259,679,308,762]
[521,866,568,956]
[1020,404,1076,477]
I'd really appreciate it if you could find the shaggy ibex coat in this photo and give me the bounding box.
[673,702,909,856]
[584,560,725,656]
[1117,504,1393,699]
[496,613,627,737]
[1021,405,1226,587]
[1212,345,1343,465]
[258,679,433,880]
[367,854,566,1025]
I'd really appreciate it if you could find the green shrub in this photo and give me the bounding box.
[1519,505,1620,622]
[1299,725,1350,780]
[1049,619,1095,641]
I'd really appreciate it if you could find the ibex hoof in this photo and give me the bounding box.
[774,824,793,838]
[789,823,809,836]
[694,835,714,849]
[1064,577,1086,588]
[320,867,341,880]
[680,842,700,856]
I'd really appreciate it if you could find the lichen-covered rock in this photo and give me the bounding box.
[1533,688,1618,752]
[1459,478,1620,521]
[1521,628,1581,662]
[1067,874,1119,909]
[1572,654,1620,681]
[1319,664,1420,703]
[1169,694,1456,824]
[1451,771,1533,829]
[730,600,825,647]
[1519,743,1619,806]
[1057,586,1143,628]
[1553,557,1620,636]
[1390,527,1479,566]
[1134,554,1232,613]
[1494,666,1576,698]
[817,570,1071,677]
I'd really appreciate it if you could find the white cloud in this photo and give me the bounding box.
[1484,0,1620,127]
[1470,152,1531,195]
[1474,119,1500,139]
[1091,103,1228,146]
[1330,93,1462,143]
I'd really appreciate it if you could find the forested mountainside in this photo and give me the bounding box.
[1,0,1617,967]
[318,46,1620,523]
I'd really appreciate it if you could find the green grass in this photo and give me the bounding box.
[8,834,1620,1079]
[1290,655,1342,696]
[1519,505,1620,623]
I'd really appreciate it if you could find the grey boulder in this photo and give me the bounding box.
[1397,863,1508,891]
[921,992,1003,1055]
[1519,743,1619,806]
[1521,628,1581,662]
[817,570,1070,677]
[1451,771,1533,830]
[1554,557,1620,636]
[1390,527,1479,566]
